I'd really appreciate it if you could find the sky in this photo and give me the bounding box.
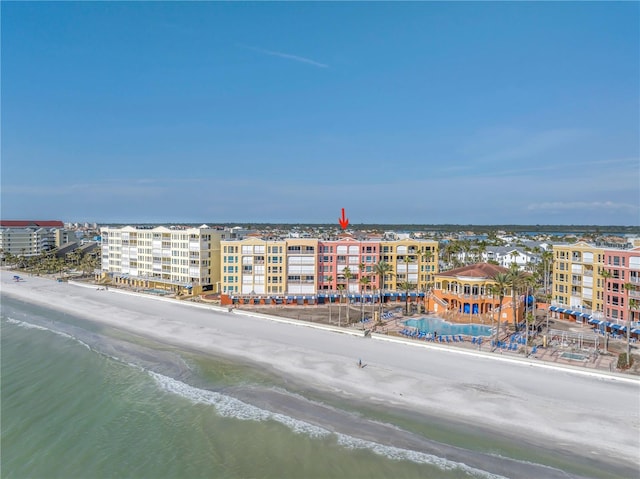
[1,2,639,226]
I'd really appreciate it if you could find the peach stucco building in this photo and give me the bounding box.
[430,263,518,324]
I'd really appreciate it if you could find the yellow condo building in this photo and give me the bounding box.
[551,242,606,321]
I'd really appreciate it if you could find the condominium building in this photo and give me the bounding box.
[550,242,640,327]
[551,242,607,321]
[317,238,381,294]
[0,220,70,256]
[221,238,318,296]
[602,247,640,325]
[221,237,289,296]
[100,225,232,294]
[379,239,439,292]
[220,236,439,298]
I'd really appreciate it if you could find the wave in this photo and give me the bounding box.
[5,317,91,350]
[335,434,506,478]
[149,371,506,478]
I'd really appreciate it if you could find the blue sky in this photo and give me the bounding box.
[2,2,638,226]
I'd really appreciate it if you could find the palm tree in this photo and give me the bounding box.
[540,250,553,301]
[523,274,537,355]
[623,282,635,367]
[359,275,370,327]
[597,268,612,353]
[507,264,526,331]
[374,260,393,320]
[337,284,345,327]
[509,250,519,269]
[491,272,510,351]
[422,280,434,314]
[403,254,411,281]
[599,268,612,287]
[80,254,99,277]
[400,281,414,315]
[326,275,333,324]
[343,266,353,324]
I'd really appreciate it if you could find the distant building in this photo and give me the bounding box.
[0,220,70,256]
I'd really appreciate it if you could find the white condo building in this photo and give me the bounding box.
[100,225,234,294]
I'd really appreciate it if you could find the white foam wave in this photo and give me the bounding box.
[150,372,504,478]
[336,434,507,478]
[5,317,91,350]
[488,452,566,473]
[149,371,331,438]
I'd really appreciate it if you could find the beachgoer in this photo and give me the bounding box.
[358,359,362,368]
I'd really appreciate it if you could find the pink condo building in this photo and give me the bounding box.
[317,238,381,296]
[602,247,640,328]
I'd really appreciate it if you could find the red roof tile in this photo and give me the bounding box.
[0,220,64,228]
[438,263,510,280]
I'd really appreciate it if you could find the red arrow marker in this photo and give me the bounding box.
[338,208,349,230]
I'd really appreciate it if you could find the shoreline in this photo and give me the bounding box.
[2,271,639,475]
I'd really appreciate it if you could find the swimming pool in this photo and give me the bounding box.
[144,288,170,296]
[404,317,493,337]
[560,352,588,361]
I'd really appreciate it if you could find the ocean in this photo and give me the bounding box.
[1,295,624,479]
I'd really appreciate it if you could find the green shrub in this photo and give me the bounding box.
[617,353,634,370]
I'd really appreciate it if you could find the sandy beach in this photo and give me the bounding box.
[2,271,639,475]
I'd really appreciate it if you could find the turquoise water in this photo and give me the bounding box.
[560,352,588,361]
[1,295,624,479]
[405,317,493,337]
[143,288,170,295]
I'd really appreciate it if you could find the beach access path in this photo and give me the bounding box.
[2,271,639,468]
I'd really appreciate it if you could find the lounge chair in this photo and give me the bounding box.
[458,335,464,342]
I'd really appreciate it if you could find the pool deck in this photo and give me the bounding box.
[379,317,620,373]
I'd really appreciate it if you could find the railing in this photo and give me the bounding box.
[457,293,482,299]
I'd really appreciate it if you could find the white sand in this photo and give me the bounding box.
[2,271,639,466]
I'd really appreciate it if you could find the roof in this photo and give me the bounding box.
[0,220,64,228]
[438,263,511,280]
